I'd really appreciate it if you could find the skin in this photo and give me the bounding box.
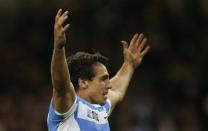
[77,62,111,105]
[51,9,150,114]
[51,9,75,113]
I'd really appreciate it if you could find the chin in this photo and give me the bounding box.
[100,102,105,105]
[100,99,107,105]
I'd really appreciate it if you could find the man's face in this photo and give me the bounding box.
[87,62,111,105]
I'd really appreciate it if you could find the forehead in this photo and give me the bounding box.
[93,62,109,76]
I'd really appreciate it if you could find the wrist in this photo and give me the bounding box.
[123,62,135,73]
[54,38,66,49]
[53,45,65,52]
[54,43,65,50]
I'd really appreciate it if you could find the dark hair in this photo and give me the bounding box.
[67,52,109,91]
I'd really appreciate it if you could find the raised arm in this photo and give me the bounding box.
[51,9,76,113]
[108,33,150,113]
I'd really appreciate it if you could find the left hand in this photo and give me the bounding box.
[121,33,150,69]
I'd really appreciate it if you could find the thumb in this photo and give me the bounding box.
[121,40,128,53]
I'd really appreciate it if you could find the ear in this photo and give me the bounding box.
[78,78,88,89]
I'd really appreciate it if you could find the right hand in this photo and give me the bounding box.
[54,9,70,49]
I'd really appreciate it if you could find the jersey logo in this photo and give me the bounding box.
[87,109,99,122]
[77,101,108,124]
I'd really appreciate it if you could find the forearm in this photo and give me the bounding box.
[51,47,71,91]
[110,62,134,102]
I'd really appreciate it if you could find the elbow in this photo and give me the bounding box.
[51,75,70,90]
[52,79,71,94]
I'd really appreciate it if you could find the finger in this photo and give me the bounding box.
[129,33,139,49]
[55,9,62,20]
[63,24,70,32]
[59,14,69,25]
[121,40,128,52]
[61,11,69,18]
[141,46,150,57]
[56,10,69,25]
[136,33,144,48]
[138,37,147,52]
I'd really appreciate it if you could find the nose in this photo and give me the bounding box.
[107,85,112,89]
[106,80,112,89]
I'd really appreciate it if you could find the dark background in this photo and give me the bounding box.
[0,0,208,131]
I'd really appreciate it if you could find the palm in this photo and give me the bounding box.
[122,33,150,69]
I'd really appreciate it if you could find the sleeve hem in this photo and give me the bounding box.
[54,96,77,117]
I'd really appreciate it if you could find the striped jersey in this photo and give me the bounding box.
[47,96,111,131]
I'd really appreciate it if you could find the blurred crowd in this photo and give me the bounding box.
[0,0,208,131]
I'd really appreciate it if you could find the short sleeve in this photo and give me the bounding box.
[47,97,77,131]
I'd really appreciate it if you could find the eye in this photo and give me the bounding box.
[101,75,109,81]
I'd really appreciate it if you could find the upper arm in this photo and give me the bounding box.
[52,81,76,114]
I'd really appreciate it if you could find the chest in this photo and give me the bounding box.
[77,102,109,124]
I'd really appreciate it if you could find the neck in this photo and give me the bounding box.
[76,90,92,103]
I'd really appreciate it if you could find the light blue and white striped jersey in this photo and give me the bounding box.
[47,96,111,131]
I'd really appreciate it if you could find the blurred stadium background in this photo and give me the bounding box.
[0,0,208,131]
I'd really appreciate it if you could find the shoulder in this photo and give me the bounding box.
[47,97,80,131]
[48,96,78,122]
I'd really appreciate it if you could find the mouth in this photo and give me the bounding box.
[103,91,108,99]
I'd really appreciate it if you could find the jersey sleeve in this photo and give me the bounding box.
[47,96,77,131]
